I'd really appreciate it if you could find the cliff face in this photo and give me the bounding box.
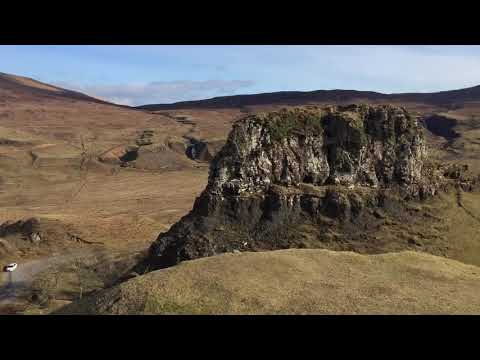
[209,104,432,197]
[144,105,476,270]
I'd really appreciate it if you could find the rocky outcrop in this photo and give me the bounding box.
[208,104,438,197]
[185,138,226,162]
[98,131,202,171]
[144,105,478,270]
[0,217,93,258]
[98,145,139,165]
[0,218,43,241]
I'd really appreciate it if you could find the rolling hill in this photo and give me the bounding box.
[0,72,117,105]
[137,84,480,111]
[57,249,480,315]
[2,71,480,315]
[0,71,209,265]
[138,82,480,177]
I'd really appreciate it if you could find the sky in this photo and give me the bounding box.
[1,45,480,106]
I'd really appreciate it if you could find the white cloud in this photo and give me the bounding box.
[295,46,480,93]
[54,79,255,106]
[48,46,480,104]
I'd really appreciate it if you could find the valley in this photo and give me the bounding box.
[1,71,480,314]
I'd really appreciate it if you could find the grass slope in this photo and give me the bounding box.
[58,249,480,315]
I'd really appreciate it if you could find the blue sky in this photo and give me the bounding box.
[1,45,480,106]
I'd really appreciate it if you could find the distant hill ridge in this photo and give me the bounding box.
[3,70,480,111]
[137,85,480,110]
[0,72,121,107]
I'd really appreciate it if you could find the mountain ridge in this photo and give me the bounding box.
[0,72,129,108]
[3,70,480,111]
[137,85,480,110]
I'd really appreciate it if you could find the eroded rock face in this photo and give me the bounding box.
[143,105,477,270]
[209,104,429,197]
[183,137,226,163]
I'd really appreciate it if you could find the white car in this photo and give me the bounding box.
[3,263,17,272]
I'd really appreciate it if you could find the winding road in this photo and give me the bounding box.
[0,246,145,312]
[0,248,105,309]
[0,256,66,308]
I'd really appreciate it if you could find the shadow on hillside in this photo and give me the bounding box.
[0,278,31,302]
[422,115,460,142]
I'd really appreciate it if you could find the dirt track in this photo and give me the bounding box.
[0,247,107,310]
[0,258,48,305]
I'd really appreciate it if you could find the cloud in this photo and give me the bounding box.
[42,46,480,104]
[54,79,255,106]
[296,46,480,93]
